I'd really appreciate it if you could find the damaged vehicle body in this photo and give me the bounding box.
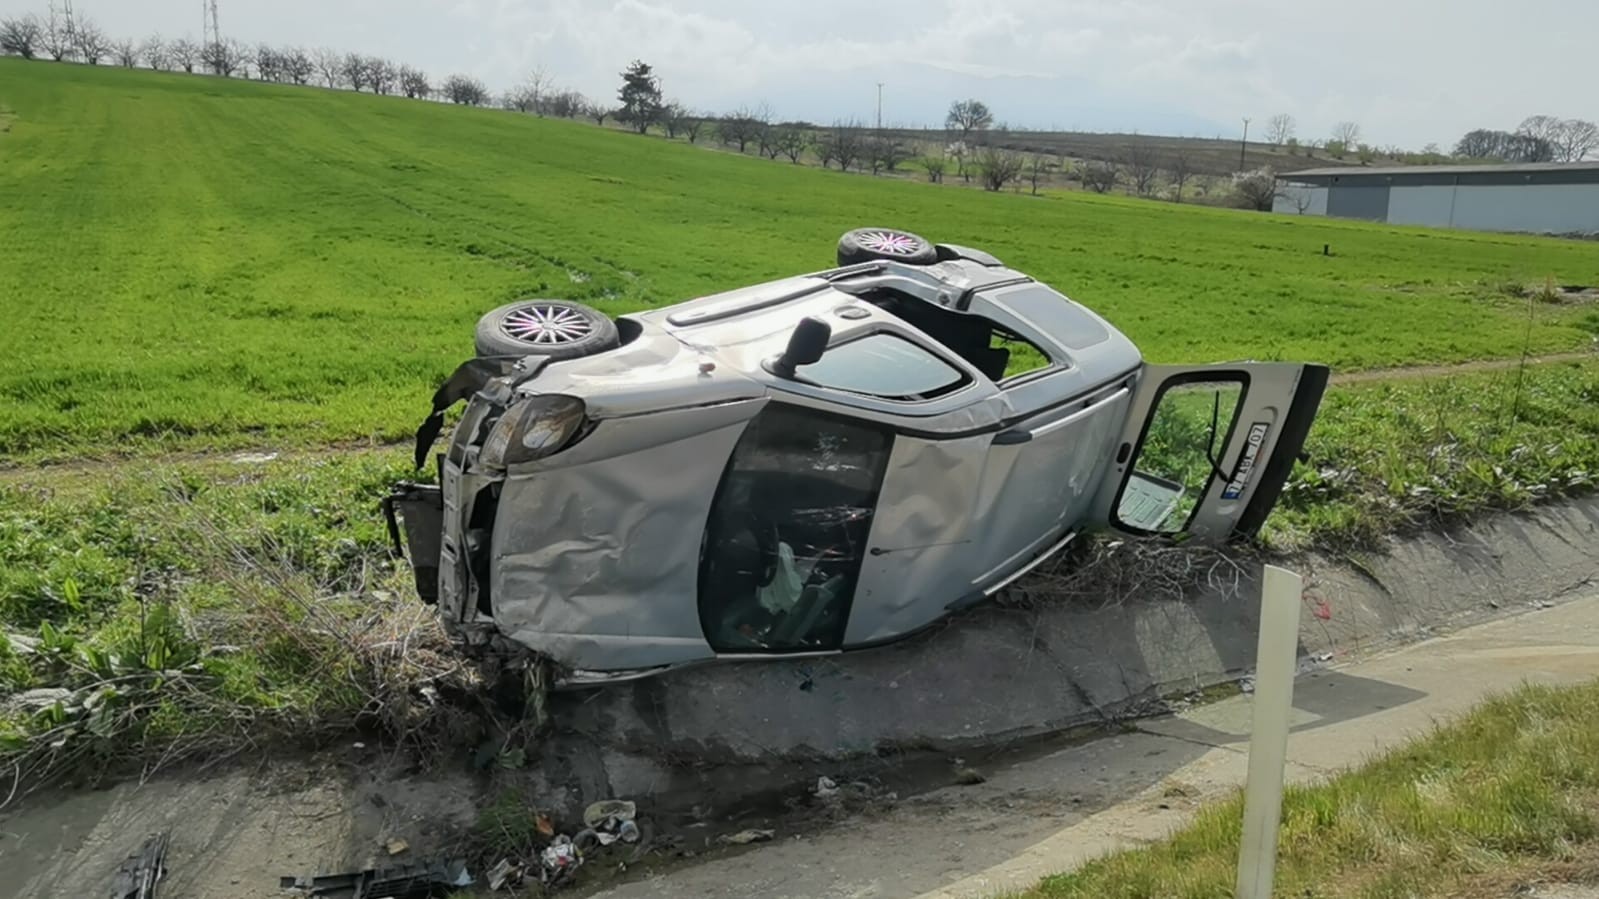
[386,229,1329,685]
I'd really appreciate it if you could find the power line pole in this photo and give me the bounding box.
[876,82,884,132]
[203,0,221,50]
[1240,116,1251,171]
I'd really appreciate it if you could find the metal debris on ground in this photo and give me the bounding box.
[384,838,409,856]
[718,829,775,845]
[110,830,169,899]
[279,858,471,898]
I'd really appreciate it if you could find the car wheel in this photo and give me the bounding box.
[474,299,621,359]
[836,228,939,266]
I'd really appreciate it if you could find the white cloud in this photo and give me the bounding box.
[11,0,1597,147]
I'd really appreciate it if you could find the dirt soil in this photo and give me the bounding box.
[0,749,477,899]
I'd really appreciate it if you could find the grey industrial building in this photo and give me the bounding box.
[1274,161,1599,236]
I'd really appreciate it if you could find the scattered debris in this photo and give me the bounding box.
[538,835,583,888]
[814,776,839,800]
[486,858,523,892]
[583,799,636,829]
[231,451,279,464]
[279,858,471,898]
[110,830,169,899]
[535,813,555,838]
[1534,599,1555,610]
[384,839,409,856]
[1315,652,1334,663]
[1240,677,1256,694]
[718,829,775,845]
[952,757,987,785]
[617,819,641,844]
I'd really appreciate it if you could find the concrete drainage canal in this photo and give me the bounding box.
[1,496,1596,898]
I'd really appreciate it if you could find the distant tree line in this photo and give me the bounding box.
[1453,116,1598,164]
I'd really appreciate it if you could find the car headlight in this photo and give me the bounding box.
[479,395,588,468]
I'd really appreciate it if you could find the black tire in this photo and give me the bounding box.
[474,299,620,359]
[835,228,938,266]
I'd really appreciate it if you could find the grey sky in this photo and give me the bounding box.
[9,0,1595,147]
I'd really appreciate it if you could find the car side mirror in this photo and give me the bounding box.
[771,317,831,379]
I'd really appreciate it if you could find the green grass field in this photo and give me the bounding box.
[1016,680,1599,899]
[2,59,1597,461]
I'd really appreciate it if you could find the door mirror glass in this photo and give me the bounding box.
[1115,380,1244,533]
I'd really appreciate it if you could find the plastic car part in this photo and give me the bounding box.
[835,228,938,266]
[933,242,1004,267]
[474,299,620,359]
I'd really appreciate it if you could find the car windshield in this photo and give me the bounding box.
[797,333,967,400]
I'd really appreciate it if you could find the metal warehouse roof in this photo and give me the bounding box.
[1282,161,1599,179]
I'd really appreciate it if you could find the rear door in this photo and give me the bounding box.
[1090,362,1330,540]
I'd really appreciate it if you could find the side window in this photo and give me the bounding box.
[699,404,892,654]
[1114,378,1245,533]
[987,325,1052,382]
[798,332,968,400]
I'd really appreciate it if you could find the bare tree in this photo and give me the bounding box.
[1232,168,1280,211]
[74,19,111,65]
[775,125,809,163]
[1120,140,1159,197]
[947,141,970,182]
[1078,159,1119,194]
[169,37,199,73]
[282,47,313,84]
[41,7,72,61]
[442,74,489,106]
[521,66,550,116]
[1517,114,1563,147]
[681,113,706,143]
[817,121,865,171]
[921,154,947,183]
[1264,113,1295,147]
[1552,118,1599,163]
[1,15,43,59]
[140,36,168,70]
[367,58,396,95]
[1025,154,1054,195]
[254,44,280,81]
[341,52,368,91]
[310,47,342,87]
[201,38,244,76]
[399,66,429,99]
[945,98,993,143]
[866,135,911,174]
[977,146,1024,191]
[110,38,138,67]
[587,102,615,125]
[718,107,759,153]
[1167,150,1193,202]
[1330,121,1361,147]
[659,102,687,138]
[546,90,586,119]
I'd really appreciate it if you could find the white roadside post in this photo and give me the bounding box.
[1235,564,1304,899]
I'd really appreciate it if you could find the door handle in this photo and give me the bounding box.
[993,429,1033,445]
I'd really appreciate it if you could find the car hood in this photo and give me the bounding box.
[510,315,766,418]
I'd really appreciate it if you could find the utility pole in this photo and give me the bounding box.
[202,0,221,56]
[876,82,884,132]
[1240,117,1251,171]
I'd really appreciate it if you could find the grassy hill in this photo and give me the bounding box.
[1,58,1596,461]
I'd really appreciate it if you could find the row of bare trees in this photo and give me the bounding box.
[1454,115,1598,163]
[0,7,497,109]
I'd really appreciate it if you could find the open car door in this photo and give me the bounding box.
[1091,362,1330,541]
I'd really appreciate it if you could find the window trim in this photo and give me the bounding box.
[791,328,975,404]
[1109,371,1253,537]
[696,401,895,655]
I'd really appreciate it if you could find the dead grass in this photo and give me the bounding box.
[1009,679,1599,899]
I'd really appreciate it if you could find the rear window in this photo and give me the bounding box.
[798,333,968,400]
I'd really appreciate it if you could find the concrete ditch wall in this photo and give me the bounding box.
[530,496,1599,817]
